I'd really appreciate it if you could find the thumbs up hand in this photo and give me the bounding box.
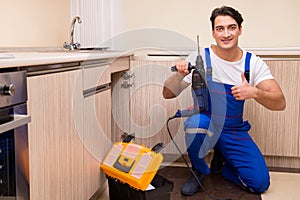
[231,73,256,100]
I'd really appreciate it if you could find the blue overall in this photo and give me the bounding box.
[184,48,270,193]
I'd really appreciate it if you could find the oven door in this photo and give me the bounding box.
[0,100,30,199]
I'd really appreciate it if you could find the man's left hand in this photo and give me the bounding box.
[231,73,256,100]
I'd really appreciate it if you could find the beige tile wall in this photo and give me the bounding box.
[0,0,70,47]
[124,0,300,48]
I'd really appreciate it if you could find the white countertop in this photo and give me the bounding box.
[0,50,133,68]
[1,47,299,68]
[245,47,300,56]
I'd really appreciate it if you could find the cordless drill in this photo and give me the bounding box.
[171,35,209,118]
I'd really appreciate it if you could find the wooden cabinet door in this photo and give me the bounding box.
[80,61,112,199]
[111,60,192,159]
[244,60,300,157]
[82,88,112,199]
[27,69,84,200]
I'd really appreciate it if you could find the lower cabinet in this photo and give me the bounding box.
[27,64,112,199]
[111,60,192,160]
[27,69,85,200]
[244,59,300,157]
[82,88,111,199]
[112,58,300,168]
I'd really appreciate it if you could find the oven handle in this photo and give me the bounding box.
[0,114,31,134]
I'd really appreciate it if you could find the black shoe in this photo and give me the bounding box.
[181,169,205,196]
[210,149,225,174]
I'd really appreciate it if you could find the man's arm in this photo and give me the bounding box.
[163,73,190,99]
[253,79,286,110]
[162,60,191,99]
[231,73,286,111]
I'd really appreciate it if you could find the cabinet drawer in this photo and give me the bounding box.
[83,64,111,90]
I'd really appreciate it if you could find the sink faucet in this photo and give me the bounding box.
[63,16,82,50]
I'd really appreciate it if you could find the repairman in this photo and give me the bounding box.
[162,5,286,196]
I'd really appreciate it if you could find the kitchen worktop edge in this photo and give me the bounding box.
[0,51,134,69]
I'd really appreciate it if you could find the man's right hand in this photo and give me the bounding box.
[175,60,190,76]
[163,60,191,99]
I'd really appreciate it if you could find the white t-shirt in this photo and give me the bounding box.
[183,47,274,86]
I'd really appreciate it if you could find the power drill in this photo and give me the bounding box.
[171,35,209,118]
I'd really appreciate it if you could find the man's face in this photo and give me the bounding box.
[212,15,242,50]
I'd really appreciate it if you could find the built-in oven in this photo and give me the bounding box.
[0,71,30,200]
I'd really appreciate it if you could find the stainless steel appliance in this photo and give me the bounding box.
[0,71,30,200]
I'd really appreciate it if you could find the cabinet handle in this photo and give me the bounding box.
[83,83,111,98]
[26,65,81,76]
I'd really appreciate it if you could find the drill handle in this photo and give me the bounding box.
[171,62,194,72]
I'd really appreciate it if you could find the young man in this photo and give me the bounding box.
[163,6,286,196]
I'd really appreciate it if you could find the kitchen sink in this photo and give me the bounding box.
[78,47,110,51]
[36,47,117,53]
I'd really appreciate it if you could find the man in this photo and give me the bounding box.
[163,6,286,196]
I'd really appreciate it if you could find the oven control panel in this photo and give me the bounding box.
[0,84,15,96]
[0,71,27,108]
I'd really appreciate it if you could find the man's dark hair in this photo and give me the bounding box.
[210,6,243,30]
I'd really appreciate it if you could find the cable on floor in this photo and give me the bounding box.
[166,116,233,200]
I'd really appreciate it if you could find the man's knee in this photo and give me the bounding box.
[184,114,210,130]
[245,173,270,193]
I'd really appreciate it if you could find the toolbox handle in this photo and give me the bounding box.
[151,143,165,153]
[121,132,135,143]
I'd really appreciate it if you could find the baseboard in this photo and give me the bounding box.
[265,155,300,171]
[89,180,108,200]
[162,153,300,172]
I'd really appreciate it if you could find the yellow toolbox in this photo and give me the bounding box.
[100,141,164,191]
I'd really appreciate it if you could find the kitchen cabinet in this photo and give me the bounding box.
[27,56,130,200]
[111,59,192,160]
[27,67,84,200]
[244,59,300,157]
[81,61,112,199]
[113,57,300,168]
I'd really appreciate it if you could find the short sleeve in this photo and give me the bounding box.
[251,56,274,86]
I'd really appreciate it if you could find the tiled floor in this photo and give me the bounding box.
[99,166,300,200]
[157,166,261,200]
[261,171,300,200]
